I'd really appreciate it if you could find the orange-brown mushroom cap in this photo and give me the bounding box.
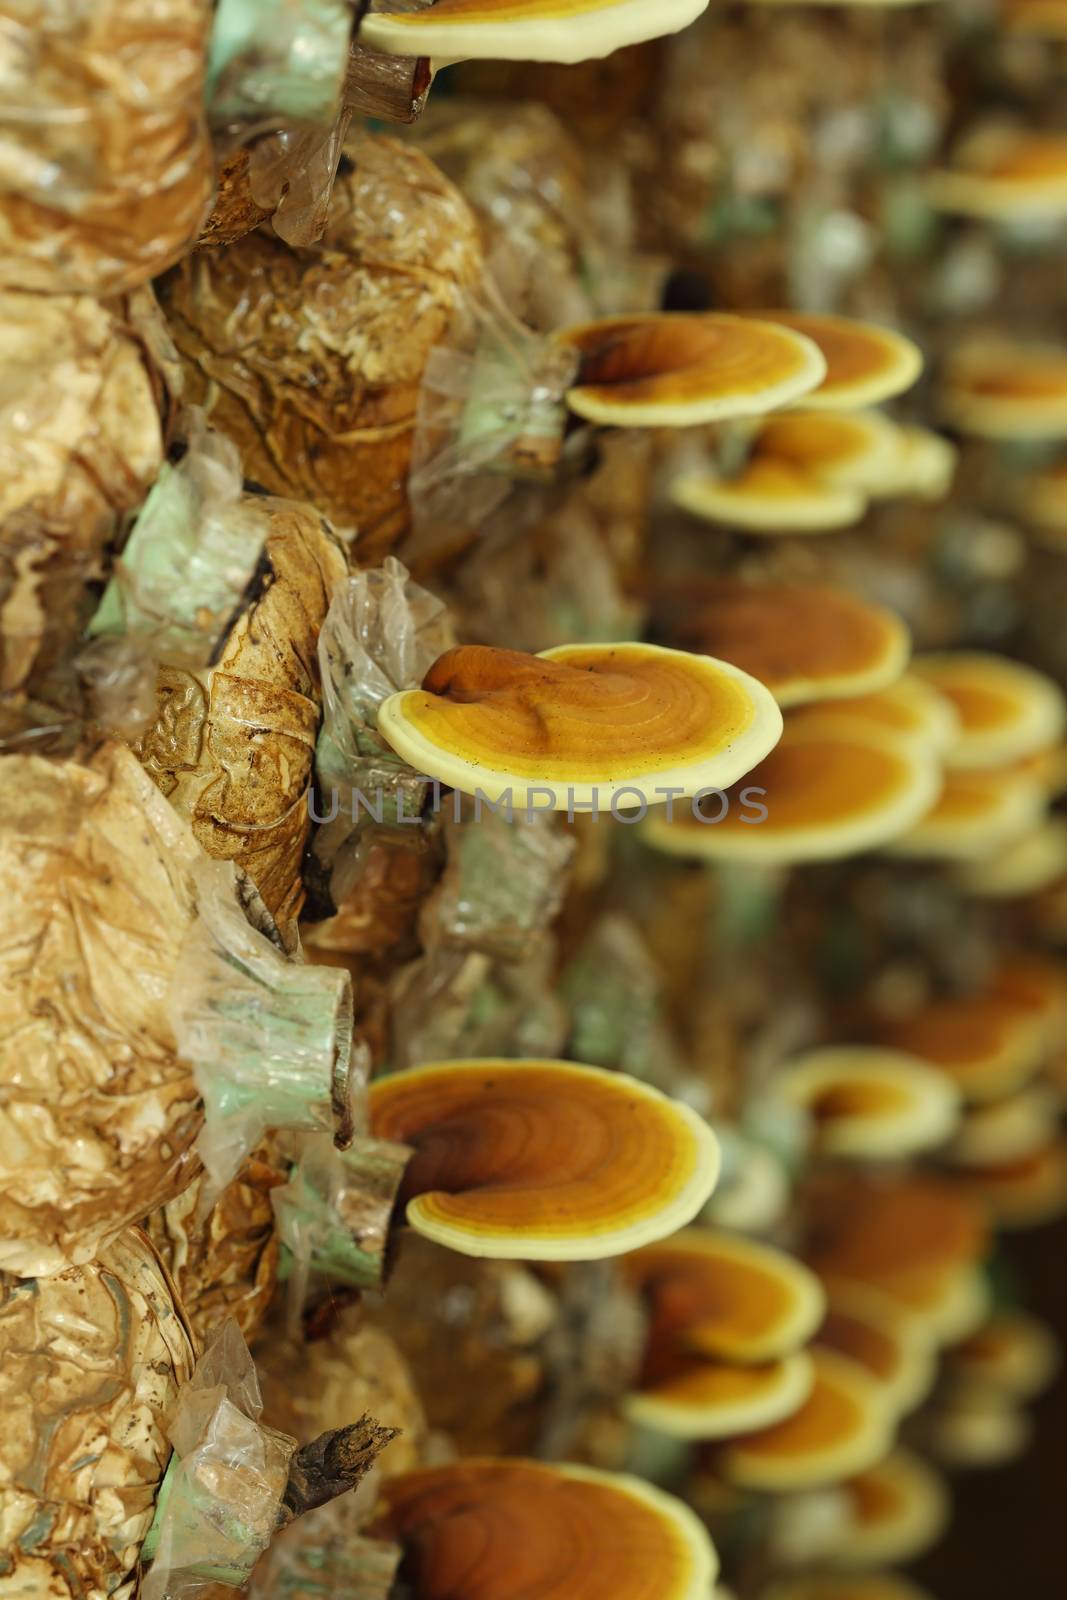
[789,675,960,756]
[378,642,783,811]
[815,1281,937,1418]
[367,1059,720,1259]
[807,1174,989,1343]
[781,1047,961,1159]
[664,580,910,709]
[359,0,711,65]
[887,766,1047,862]
[642,720,940,866]
[717,1349,894,1492]
[747,410,908,493]
[876,992,1047,1103]
[745,313,923,410]
[1017,459,1067,548]
[827,1450,950,1570]
[955,817,1067,899]
[1000,0,1067,35]
[949,1309,1060,1400]
[621,1227,826,1365]
[955,1138,1067,1229]
[928,127,1067,219]
[946,1083,1059,1168]
[671,459,868,535]
[910,652,1066,770]
[942,342,1067,439]
[989,951,1067,1047]
[556,314,827,428]
[370,1458,718,1600]
[625,1349,816,1442]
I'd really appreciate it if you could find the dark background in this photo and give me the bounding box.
[913,1219,1067,1600]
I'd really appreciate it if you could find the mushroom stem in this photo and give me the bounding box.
[279,1417,402,1524]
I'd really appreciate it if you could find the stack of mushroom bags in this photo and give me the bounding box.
[4,4,1067,1600]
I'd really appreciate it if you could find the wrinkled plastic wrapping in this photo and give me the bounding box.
[251,1516,401,1600]
[429,806,575,964]
[158,137,484,561]
[141,1320,296,1600]
[174,855,357,1198]
[90,416,266,667]
[405,278,577,564]
[206,0,350,127]
[0,287,178,729]
[143,1320,401,1600]
[445,433,649,653]
[0,1228,196,1600]
[560,914,690,1095]
[246,111,354,249]
[370,1234,557,1457]
[410,99,661,332]
[271,1130,412,1298]
[258,1313,427,1482]
[135,499,346,949]
[0,742,353,1277]
[145,1144,289,1348]
[0,0,214,294]
[535,1260,648,1461]
[312,557,453,881]
[389,935,568,1069]
[0,745,210,1277]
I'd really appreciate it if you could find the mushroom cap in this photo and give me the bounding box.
[923,1386,1031,1469]
[1000,0,1067,36]
[367,1058,720,1260]
[748,410,909,493]
[887,766,1047,861]
[781,1047,961,1159]
[665,580,910,709]
[807,1174,989,1343]
[946,1082,1059,1168]
[891,426,959,501]
[941,342,1067,439]
[642,720,941,866]
[671,459,868,534]
[1013,741,1067,796]
[954,817,1067,898]
[789,675,960,756]
[877,993,1047,1103]
[370,1458,718,1600]
[949,1309,1060,1400]
[989,951,1067,1045]
[1018,459,1067,544]
[745,313,923,410]
[359,0,711,65]
[827,1450,950,1571]
[815,1281,937,1418]
[378,642,783,810]
[956,1138,1067,1229]
[717,1349,894,1492]
[910,652,1066,770]
[625,1349,816,1441]
[825,1446,953,1568]
[622,1227,826,1365]
[928,128,1067,219]
[557,314,827,428]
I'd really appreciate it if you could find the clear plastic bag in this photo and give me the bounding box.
[312,557,453,880]
[405,278,578,562]
[174,856,358,1200]
[141,1320,296,1600]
